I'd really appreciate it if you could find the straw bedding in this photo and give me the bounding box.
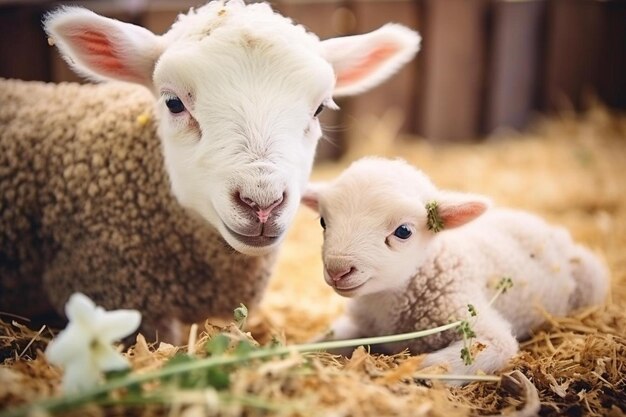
[1,106,625,416]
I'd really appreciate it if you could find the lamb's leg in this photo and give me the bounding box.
[568,245,609,310]
[420,306,518,381]
[323,315,362,340]
[310,315,362,357]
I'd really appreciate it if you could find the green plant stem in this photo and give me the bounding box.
[461,330,470,362]
[488,287,505,307]
[220,393,296,412]
[90,391,290,412]
[0,321,462,417]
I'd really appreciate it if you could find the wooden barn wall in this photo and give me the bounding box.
[0,0,624,156]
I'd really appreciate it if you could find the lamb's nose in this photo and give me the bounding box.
[237,192,285,223]
[326,266,356,282]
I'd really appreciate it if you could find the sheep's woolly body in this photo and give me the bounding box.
[1,0,423,341]
[350,209,605,349]
[0,79,276,334]
[310,157,608,375]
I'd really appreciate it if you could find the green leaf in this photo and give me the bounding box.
[163,353,196,368]
[104,368,131,381]
[206,334,230,356]
[206,367,230,390]
[457,321,475,339]
[105,368,142,395]
[460,347,473,366]
[267,335,283,348]
[233,340,255,357]
[467,304,477,317]
[234,303,248,329]
[161,353,202,388]
[496,277,514,293]
[425,201,444,233]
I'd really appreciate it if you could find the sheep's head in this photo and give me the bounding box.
[303,158,490,297]
[44,0,421,255]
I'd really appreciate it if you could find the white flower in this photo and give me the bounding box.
[45,292,142,393]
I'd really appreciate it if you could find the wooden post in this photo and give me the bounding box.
[485,0,546,133]
[344,0,421,136]
[543,0,604,111]
[417,0,490,142]
[597,1,626,110]
[0,5,50,82]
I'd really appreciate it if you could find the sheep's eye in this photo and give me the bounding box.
[393,225,412,239]
[314,104,324,117]
[320,217,326,229]
[165,97,185,114]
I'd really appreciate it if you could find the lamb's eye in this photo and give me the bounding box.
[320,217,326,229]
[314,104,324,117]
[393,225,412,239]
[165,97,185,114]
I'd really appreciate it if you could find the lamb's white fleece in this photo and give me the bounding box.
[304,157,609,376]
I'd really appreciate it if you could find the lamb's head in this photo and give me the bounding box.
[44,0,421,255]
[303,158,490,297]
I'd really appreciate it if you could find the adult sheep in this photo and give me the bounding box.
[0,0,420,342]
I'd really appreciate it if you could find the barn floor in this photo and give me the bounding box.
[1,106,625,416]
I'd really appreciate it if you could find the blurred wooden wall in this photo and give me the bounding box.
[0,0,625,157]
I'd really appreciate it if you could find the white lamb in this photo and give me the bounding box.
[0,1,420,342]
[302,157,609,376]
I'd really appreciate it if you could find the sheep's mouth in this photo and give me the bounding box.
[333,280,368,296]
[223,223,282,248]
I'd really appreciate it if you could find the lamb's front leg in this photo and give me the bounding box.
[311,314,362,357]
[420,306,518,381]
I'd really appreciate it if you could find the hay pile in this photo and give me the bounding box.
[1,106,625,416]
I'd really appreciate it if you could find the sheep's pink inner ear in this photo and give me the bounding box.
[301,193,320,212]
[65,27,150,83]
[335,43,399,89]
[438,202,488,229]
[301,182,327,212]
[46,8,161,86]
[68,29,127,75]
[322,24,420,97]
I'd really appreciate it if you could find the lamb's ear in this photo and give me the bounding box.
[301,182,327,212]
[428,192,491,231]
[321,24,421,97]
[44,7,163,86]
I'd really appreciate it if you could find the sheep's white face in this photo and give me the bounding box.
[303,157,491,297]
[45,1,421,256]
[154,37,335,255]
[306,160,436,297]
[319,193,432,297]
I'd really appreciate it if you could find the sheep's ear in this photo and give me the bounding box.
[44,7,163,86]
[301,182,327,212]
[321,24,420,97]
[430,192,491,231]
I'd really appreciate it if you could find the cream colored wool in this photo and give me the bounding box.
[0,79,276,340]
[304,157,609,377]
